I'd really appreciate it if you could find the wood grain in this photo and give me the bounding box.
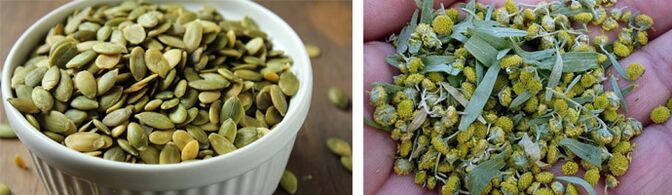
[0,1,352,195]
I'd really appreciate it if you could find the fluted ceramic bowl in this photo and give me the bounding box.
[1,0,312,194]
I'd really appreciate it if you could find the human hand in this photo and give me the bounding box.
[363,0,672,194]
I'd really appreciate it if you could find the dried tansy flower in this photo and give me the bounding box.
[365,0,653,194]
[650,106,670,124]
[8,1,300,164]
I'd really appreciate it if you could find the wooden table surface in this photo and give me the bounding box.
[0,1,352,194]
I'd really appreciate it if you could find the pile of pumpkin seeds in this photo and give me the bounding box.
[367,0,652,194]
[8,1,300,164]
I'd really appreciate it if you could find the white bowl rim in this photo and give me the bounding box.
[1,0,313,173]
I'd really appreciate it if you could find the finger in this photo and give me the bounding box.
[364,41,399,195]
[610,124,672,194]
[612,29,672,124]
[364,0,460,41]
[375,175,436,195]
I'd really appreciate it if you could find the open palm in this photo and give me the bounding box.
[363,0,672,194]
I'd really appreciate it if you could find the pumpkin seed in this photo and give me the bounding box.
[103,107,131,126]
[144,48,170,78]
[95,54,121,69]
[103,146,126,161]
[181,140,199,161]
[7,98,39,114]
[198,91,220,103]
[93,42,127,54]
[279,72,299,96]
[172,130,193,150]
[328,87,349,109]
[340,156,352,171]
[32,86,54,113]
[208,133,236,155]
[139,146,159,164]
[135,112,174,129]
[157,35,186,48]
[269,85,288,116]
[117,138,139,156]
[280,170,298,194]
[129,47,147,81]
[64,132,104,152]
[25,66,48,87]
[245,37,264,55]
[127,122,148,151]
[49,38,78,68]
[169,104,188,124]
[97,69,118,95]
[220,97,244,124]
[209,100,222,124]
[183,21,203,52]
[122,23,146,44]
[54,70,74,102]
[163,49,182,68]
[149,130,174,145]
[70,96,99,110]
[0,124,16,139]
[159,142,180,164]
[97,26,112,41]
[42,66,61,90]
[188,79,229,90]
[218,118,237,143]
[326,138,351,156]
[74,71,97,98]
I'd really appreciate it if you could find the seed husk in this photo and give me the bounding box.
[74,71,97,99]
[326,138,351,156]
[159,142,180,164]
[280,170,298,194]
[64,132,104,152]
[0,124,16,139]
[135,112,174,129]
[208,133,236,155]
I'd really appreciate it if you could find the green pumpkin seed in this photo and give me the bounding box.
[103,146,126,161]
[148,21,171,37]
[159,142,180,164]
[95,53,121,69]
[129,47,147,81]
[328,87,349,109]
[15,84,33,101]
[44,131,64,142]
[279,72,299,96]
[218,118,237,143]
[0,124,16,139]
[157,35,186,49]
[186,125,208,145]
[265,106,283,126]
[70,96,99,110]
[280,170,298,194]
[99,87,123,111]
[183,21,203,52]
[66,50,97,69]
[139,146,159,164]
[234,70,262,81]
[135,112,174,129]
[255,86,273,110]
[160,69,177,90]
[198,91,220,104]
[234,127,264,148]
[144,99,163,111]
[117,138,139,156]
[208,133,236,155]
[102,107,131,126]
[97,69,118,95]
[74,71,97,98]
[269,85,288,116]
[181,140,199,161]
[326,138,351,156]
[64,132,104,152]
[127,122,148,151]
[32,87,54,113]
[172,130,193,150]
[188,79,229,90]
[220,96,244,124]
[138,11,160,28]
[93,42,127,54]
[49,38,79,68]
[245,37,264,55]
[149,130,174,145]
[7,98,39,114]
[340,156,352,171]
[209,100,222,124]
[54,70,74,102]
[305,44,321,58]
[174,80,188,98]
[97,26,112,41]
[92,119,112,135]
[42,66,61,90]
[169,104,188,124]
[122,23,146,44]
[163,49,182,68]
[64,109,88,126]
[25,66,48,87]
[160,98,180,110]
[144,48,170,78]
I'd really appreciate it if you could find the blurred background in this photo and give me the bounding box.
[0,1,352,194]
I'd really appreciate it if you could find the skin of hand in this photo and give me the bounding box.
[363,0,672,194]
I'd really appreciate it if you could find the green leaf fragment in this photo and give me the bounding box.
[610,75,628,112]
[546,49,564,101]
[420,0,434,24]
[396,10,419,54]
[555,176,598,195]
[558,138,603,167]
[458,63,500,130]
[465,36,498,66]
[364,117,391,131]
[538,52,598,72]
[467,151,508,195]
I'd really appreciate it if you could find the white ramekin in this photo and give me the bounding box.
[1,0,313,194]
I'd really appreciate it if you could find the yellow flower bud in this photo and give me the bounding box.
[518,172,534,191]
[562,161,579,175]
[462,82,475,99]
[426,72,444,82]
[566,183,579,195]
[637,30,649,45]
[407,57,424,73]
[398,140,413,157]
[441,175,460,195]
[584,168,600,186]
[403,73,425,87]
[414,170,426,185]
[613,41,632,58]
[650,106,670,124]
[573,12,593,23]
[501,55,523,68]
[431,136,450,155]
[505,0,518,13]
[534,187,553,195]
[495,116,514,132]
[608,153,630,176]
[396,99,414,119]
[636,14,654,29]
[432,15,454,36]
[625,63,645,81]
[464,66,477,82]
[535,171,554,184]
